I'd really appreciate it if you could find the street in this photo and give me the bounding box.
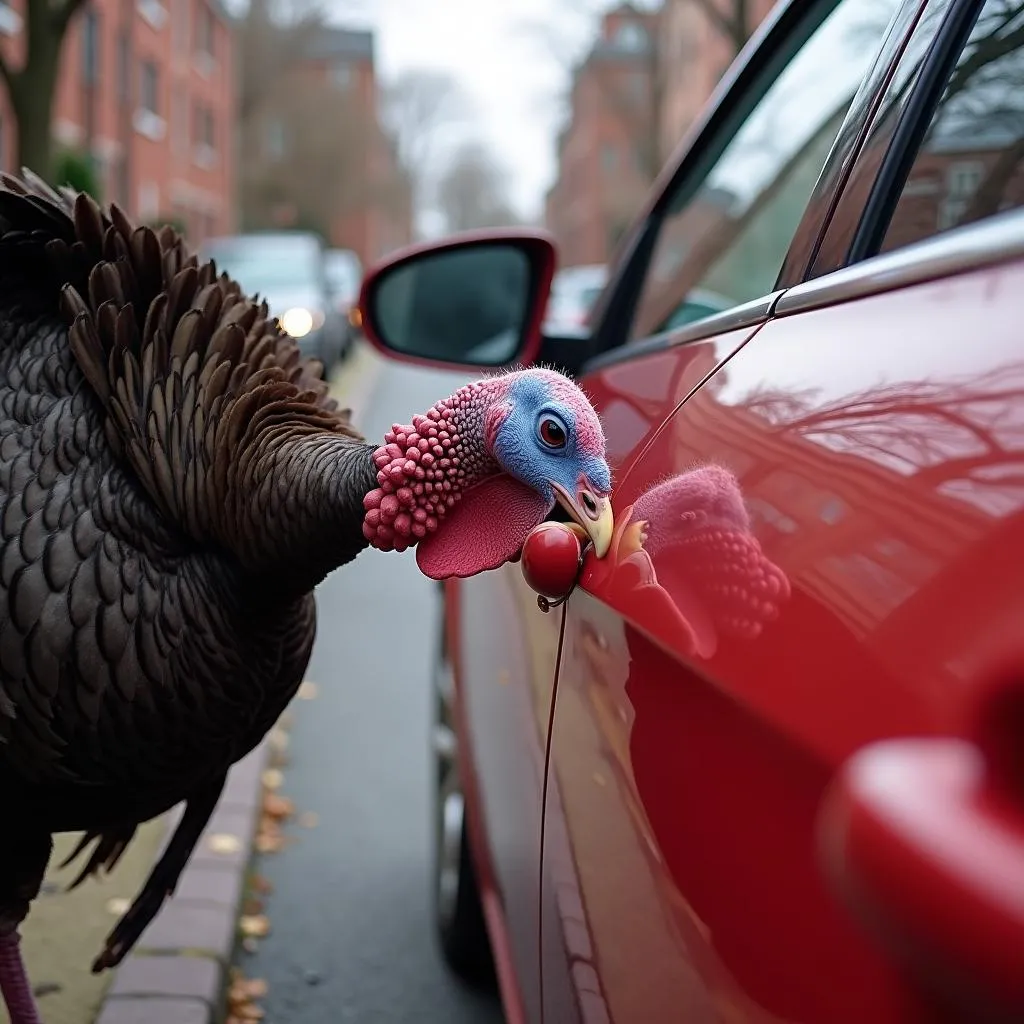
[235,359,506,1024]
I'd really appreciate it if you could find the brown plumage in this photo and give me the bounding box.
[0,169,379,1012]
[0,169,615,1023]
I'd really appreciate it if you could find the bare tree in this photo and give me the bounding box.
[380,69,474,216]
[435,142,520,233]
[237,0,379,237]
[0,0,91,179]
[523,0,761,189]
[238,0,327,125]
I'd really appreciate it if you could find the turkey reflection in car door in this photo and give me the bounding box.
[531,327,765,1024]
[538,340,918,1023]
[540,257,1024,1023]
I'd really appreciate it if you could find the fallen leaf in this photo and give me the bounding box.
[262,794,294,819]
[229,977,268,1000]
[208,833,242,855]
[239,914,270,938]
[255,833,285,854]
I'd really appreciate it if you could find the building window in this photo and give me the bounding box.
[137,0,167,30]
[332,63,351,89]
[172,0,188,53]
[938,161,985,230]
[265,118,286,160]
[0,1,21,36]
[198,106,214,147]
[196,3,215,58]
[172,91,187,155]
[615,21,648,52]
[117,32,131,104]
[82,9,100,85]
[139,60,159,114]
[193,103,216,166]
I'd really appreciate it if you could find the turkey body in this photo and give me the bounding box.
[0,315,315,828]
[0,171,377,972]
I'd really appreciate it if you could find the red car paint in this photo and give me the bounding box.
[358,0,1024,1018]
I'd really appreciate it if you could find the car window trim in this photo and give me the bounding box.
[582,290,783,374]
[775,203,1024,316]
[586,0,834,361]
[776,0,932,287]
[847,0,985,261]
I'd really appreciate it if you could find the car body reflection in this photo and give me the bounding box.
[582,465,791,661]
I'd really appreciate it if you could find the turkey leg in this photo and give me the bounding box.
[91,775,227,973]
[0,832,51,1024]
[0,933,40,1024]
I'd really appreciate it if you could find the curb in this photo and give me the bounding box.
[93,342,384,1024]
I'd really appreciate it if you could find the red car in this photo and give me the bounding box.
[358,0,1024,1018]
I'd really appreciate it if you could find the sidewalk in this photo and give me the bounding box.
[7,342,383,1024]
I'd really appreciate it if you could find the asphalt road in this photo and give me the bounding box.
[236,361,506,1024]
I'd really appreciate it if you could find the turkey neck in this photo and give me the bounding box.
[234,430,378,598]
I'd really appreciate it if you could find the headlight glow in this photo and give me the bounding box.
[281,307,315,338]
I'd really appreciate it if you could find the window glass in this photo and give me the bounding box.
[880,0,1024,253]
[630,0,900,339]
[82,10,99,85]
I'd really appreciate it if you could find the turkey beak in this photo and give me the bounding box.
[552,484,614,559]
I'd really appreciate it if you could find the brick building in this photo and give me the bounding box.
[657,0,776,162]
[240,24,412,268]
[297,27,413,265]
[545,0,778,269]
[545,3,660,269]
[0,0,236,243]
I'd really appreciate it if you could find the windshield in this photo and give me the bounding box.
[205,239,322,294]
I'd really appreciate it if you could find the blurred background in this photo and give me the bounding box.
[0,0,771,332]
[0,0,776,1021]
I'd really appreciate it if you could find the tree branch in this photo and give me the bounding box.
[53,0,89,35]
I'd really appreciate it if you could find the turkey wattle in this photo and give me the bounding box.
[0,169,613,1024]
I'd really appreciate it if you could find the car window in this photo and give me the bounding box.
[879,0,1024,254]
[630,0,903,340]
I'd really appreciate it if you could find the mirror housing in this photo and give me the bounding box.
[357,230,557,371]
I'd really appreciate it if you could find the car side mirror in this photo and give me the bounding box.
[358,230,556,370]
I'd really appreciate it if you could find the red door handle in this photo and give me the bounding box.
[818,738,1024,1016]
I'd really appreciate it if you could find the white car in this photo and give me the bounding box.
[543,263,607,333]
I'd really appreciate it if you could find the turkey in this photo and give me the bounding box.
[0,169,614,1024]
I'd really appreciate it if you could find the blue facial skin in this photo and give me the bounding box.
[490,374,611,507]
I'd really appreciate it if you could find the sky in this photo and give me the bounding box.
[325,0,602,227]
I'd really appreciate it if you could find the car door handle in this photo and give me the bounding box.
[818,737,1024,1016]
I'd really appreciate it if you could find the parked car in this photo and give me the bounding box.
[360,0,1024,1019]
[543,264,608,333]
[202,231,346,373]
[324,247,364,355]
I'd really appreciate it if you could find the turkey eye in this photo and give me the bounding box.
[538,417,567,449]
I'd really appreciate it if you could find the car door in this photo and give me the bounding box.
[540,0,1024,1021]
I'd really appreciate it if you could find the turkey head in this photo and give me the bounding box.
[363,367,614,579]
